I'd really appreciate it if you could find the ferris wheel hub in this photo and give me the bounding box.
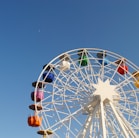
[92,78,119,103]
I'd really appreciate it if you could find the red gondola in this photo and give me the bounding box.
[117,65,128,75]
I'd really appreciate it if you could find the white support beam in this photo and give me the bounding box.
[109,101,129,138]
[77,103,99,138]
[100,101,106,138]
[117,109,138,138]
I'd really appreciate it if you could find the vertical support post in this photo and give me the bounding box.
[100,101,106,138]
[89,121,93,138]
[78,114,93,138]
[77,102,99,138]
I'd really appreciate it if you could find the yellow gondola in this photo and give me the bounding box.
[132,71,139,88]
[134,80,139,88]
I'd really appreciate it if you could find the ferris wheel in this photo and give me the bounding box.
[28,48,139,138]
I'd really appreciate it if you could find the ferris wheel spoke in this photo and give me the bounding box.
[116,108,138,138]
[87,62,98,84]
[50,107,78,137]
[54,66,95,97]
[107,66,119,82]
[53,83,92,100]
[117,88,139,95]
[83,64,96,82]
[106,104,135,137]
[73,61,97,86]
[120,98,139,106]
[115,75,135,89]
[118,102,138,118]
[42,98,79,106]
[68,56,84,72]
[99,62,107,82]
[47,107,82,131]
[106,113,120,137]
[109,101,130,138]
[53,71,93,94]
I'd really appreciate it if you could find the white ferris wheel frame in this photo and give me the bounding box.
[32,48,139,138]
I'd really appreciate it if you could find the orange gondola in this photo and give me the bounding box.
[28,116,42,127]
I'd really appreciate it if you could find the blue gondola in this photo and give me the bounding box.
[43,72,54,83]
[98,57,109,66]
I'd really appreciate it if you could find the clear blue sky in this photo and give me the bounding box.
[0,0,139,138]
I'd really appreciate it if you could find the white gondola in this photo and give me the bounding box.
[59,53,70,71]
